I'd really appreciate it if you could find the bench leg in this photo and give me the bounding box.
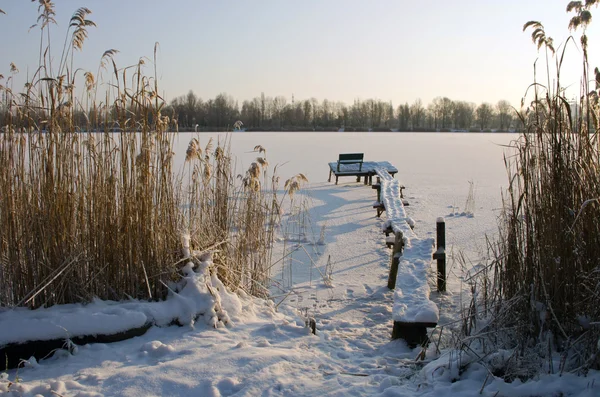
[335,175,339,185]
[328,169,332,183]
[356,176,361,183]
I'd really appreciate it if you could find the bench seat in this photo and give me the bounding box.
[328,161,398,185]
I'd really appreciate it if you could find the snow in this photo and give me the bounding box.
[328,160,398,174]
[0,256,237,346]
[379,177,408,234]
[392,237,438,324]
[0,304,148,345]
[1,132,599,396]
[375,167,438,324]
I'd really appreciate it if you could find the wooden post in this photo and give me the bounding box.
[432,217,446,292]
[372,177,385,217]
[387,231,403,290]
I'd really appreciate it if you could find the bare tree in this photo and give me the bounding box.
[303,99,312,127]
[496,99,513,131]
[453,101,476,130]
[476,102,495,130]
[440,97,454,128]
[397,103,411,131]
[430,97,445,129]
[273,96,286,128]
[410,98,424,129]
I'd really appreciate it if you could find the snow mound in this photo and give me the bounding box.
[0,255,243,346]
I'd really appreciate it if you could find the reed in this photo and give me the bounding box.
[0,3,285,308]
[462,0,600,374]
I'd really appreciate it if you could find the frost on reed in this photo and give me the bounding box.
[453,1,600,377]
[0,4,285,308]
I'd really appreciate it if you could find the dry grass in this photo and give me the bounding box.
[448,1,600,377]
[0,4,288,307]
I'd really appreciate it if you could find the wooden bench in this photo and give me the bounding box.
[337,153,364,171]
[328,153,364,184]
[328,159,398,185]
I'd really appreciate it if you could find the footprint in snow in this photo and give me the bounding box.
[139,341,175,358]
[234,341,249,349]
[215,377,242,396]
[256,338,271,347]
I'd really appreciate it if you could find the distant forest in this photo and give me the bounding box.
[167,91,519,132]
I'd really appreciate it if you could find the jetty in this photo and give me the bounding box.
[330,155,442,347]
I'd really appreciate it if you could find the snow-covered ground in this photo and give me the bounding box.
[2,133,599,396]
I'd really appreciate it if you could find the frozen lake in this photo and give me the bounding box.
[173,131,517,264]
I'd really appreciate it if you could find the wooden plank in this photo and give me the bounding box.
[0,322,153,370]
[373,202,385,218]
[392,321,436,347]
[338,153,364,161]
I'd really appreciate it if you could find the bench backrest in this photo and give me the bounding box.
[337,153,364,171]
[338,153,364,162]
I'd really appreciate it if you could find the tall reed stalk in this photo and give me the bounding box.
[0,3,286,308]
[490,0,600,372]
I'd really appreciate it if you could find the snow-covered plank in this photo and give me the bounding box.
[380,178,409,235]
[0,303,150,346]
[375,168,439,342]
[374,167,395,181]
[391,235,438,325]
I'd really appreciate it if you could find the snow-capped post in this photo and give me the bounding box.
[372,176,385,217]
[387,231,404,289]
[433,217,446,292]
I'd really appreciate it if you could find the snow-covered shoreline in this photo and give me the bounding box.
[2,134,598,396]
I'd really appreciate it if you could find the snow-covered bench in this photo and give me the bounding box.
[328,159,398,185]
[374,168,439,347]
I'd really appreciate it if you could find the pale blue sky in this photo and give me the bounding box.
[1,0,598,107]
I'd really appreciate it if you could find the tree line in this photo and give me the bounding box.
[167,91,519,132]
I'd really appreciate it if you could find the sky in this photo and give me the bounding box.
[1,0,599,108]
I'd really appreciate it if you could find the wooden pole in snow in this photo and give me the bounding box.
[387,231,403,289]
[433,217,446,292]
